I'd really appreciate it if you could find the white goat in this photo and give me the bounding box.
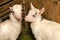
[0,4,22,40]
[25,3,60,40]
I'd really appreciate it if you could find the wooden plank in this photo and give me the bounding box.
[0,14,9,23]
[0,0,11,6]
[0,0,22,13]
[0,9,10,18]
[0,0,22,18]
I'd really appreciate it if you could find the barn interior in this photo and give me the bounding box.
[0,0,60,40]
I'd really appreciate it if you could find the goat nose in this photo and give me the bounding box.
[17,17,22,20]
[25,16,28,21]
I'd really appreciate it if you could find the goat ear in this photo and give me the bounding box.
[31,3,35,9]
[9,7,13,11]
[39,7,45,14]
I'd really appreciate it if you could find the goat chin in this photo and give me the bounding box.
[30,17,60,40]
[0,13,21,40]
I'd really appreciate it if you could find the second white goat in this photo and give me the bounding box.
[25,3,60,40]
[0,4,22,40]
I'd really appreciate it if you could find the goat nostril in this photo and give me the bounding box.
[25,17,27,21]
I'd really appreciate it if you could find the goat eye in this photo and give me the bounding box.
[22,9,24,11]
[32,13,37,17]
[12,11,14,13]
[11,11,14,13]
[33,15,35,17]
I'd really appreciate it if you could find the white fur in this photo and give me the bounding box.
[25,3,60,40]
[0,4,22,40]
